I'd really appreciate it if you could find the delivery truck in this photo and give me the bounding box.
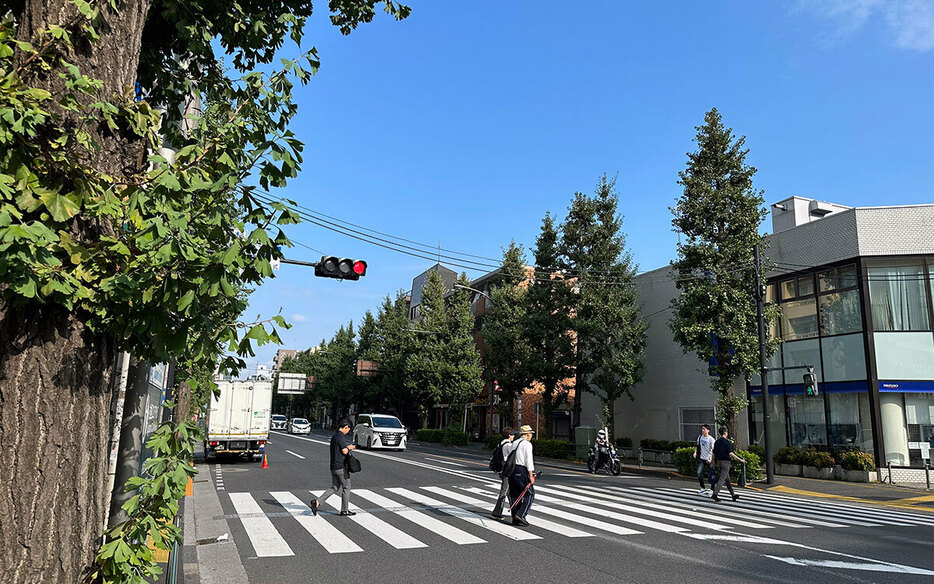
[205,377,272,461]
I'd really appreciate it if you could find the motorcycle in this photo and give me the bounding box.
[587,443,622,475]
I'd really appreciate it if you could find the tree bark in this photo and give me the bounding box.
[0,301,115,584]
[2,2,153,582]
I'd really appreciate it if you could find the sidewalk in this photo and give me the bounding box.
[177,445,248,584]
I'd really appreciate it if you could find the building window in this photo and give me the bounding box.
[819,264,857,293]
[868,261,931,331]
[797,276,814,297]
[874,332,934,380]
[782,298,819,340]
[905,393,934,466]
[781,279,796,300]
[783,338,822,382]
[826,391,873,454]
[819,289,862,335]
[680,407,715,441]
[821,333,867,381]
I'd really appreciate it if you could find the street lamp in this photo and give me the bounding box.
[453,283,493,304]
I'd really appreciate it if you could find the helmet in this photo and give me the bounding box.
[597,429,606,438]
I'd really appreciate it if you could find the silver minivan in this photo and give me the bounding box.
[354,414,407,451]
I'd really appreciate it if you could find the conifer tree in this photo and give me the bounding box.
[560,175,646,439]
[481,242,533,426]
[670,108,775,436]
[524,215,575,437]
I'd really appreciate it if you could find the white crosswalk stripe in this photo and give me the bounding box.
[223,482,934,558]
[354,488,487,545]
[317,491,428,549]
[228,493,294,557]
[272,491,363,553]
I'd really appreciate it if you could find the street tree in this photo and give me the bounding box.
[669,108,777,436]
[0,2,409,582]
[374,292,417,417]
[524,214,575,437]
[560,175,646,439]
[480,242,533,427]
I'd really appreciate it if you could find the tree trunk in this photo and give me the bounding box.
[3,2,153,582]
[0,301,115,584]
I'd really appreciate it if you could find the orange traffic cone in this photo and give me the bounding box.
[261,453,269,469]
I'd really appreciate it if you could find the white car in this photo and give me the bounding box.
[354,414,407,451]
[271,414,288,431]
[289,417,311,435]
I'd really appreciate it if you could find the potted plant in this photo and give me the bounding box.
[802,449,835,479]
[773,446,804,476]
[839,451,877,482]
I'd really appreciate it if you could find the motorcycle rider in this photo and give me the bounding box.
[594,429,611,470]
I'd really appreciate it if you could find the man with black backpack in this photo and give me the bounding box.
[490,426,514,519]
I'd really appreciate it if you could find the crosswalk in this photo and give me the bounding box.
[224,482,934,558]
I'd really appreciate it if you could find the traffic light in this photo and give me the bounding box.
[314,256,367,280]
[803,370,818,396]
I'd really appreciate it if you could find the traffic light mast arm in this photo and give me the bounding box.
[279,258,320,268]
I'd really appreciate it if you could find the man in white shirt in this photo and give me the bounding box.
[508,425,536,526]
[692,424,715,495]
[491,427,515,519]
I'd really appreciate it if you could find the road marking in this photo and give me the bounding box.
[228,493,294,557]
[552,483,770,530]
[421,486,593,538]
[354,489,486,545]
[318,492,427,550]
[387,487,541,541]
[763,556,934,576]
[735,490,929,527]
[285,450,306,460]
[271,491,363,554]
[634,487,848,528]
[462,486,642,536]
[532,486,701,532]
[611,486,806,528]
[424,457,467,467]
[769,484,934,514]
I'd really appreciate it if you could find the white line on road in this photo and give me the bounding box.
[354,489,486,545]
[228,493,294,557]
[424,457,466,467]
[318,492,427,550]
[763,556,934,576]
[285,450,306,459]
[272,490,362,554]
[387,487,541,541]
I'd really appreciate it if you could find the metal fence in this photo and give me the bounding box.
[877,462,931,490]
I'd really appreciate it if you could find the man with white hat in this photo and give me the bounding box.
[508,425,536,526]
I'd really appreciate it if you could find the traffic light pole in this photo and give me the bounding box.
[754,244,774,485]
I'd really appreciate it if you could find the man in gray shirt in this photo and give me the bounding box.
[693,424,715,495]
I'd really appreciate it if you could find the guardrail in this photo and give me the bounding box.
[878,462,931,490]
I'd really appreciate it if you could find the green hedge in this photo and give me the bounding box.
[805,449,835,470]
[838,451,874,471]
[747,444,765,460]
[415,428,469,446]
[484,434,503,450]
[674,446,762,483]
[674,447,696,475]
[617,437,633,448]
[530,439,576,460]
[773,446,806,465]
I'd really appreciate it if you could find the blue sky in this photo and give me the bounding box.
[240,0,934,372]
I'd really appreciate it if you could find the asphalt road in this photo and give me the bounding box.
[203,431,934,584]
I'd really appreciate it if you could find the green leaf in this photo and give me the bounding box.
[39,192,80,221]
[177,289,195,311]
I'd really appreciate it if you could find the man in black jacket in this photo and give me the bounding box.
[711,426,746,503]
[310,418,356,516]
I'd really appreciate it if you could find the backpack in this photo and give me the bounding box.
[500,441,519,479]
[488,440,507,472]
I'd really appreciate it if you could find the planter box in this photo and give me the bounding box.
[775,463,803,477]
[803,466,834,479]
[843,469,878,483]
[833,464,844,481]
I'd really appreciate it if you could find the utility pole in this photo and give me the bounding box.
[754,244,774,485]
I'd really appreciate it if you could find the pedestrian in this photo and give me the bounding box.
[693,424,715,495]
[508,425,536,526]
[491,426,515,519]
[711,426,746,503]
[309,418,357,517]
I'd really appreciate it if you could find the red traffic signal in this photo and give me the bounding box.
[315,256,367,280]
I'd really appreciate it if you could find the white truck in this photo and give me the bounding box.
[205,377,273,461]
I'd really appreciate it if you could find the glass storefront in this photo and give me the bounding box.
[826,390,873,453]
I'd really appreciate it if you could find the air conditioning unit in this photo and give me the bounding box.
[809,200,835,216]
